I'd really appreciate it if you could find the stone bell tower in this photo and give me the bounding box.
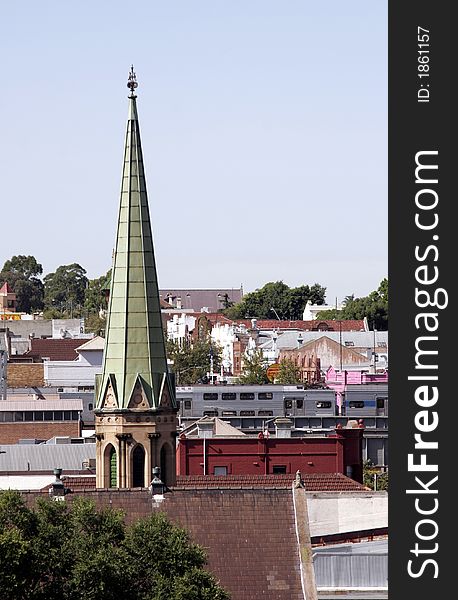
[95,67,177,489]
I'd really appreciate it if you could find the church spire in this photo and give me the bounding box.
[95,69,177,490]
[96,68,174,412]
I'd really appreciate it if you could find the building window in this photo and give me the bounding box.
[54,411,63,421]
[203,393,218,401]
[258,392,273,400]
[376,397,387,409]
[214,466,228,476]
[203,410,218,417]
[34,411,44,421]
[273,465,287,474]
[44,411,53,421]
[316,401,332,409]
[240,393,255,400]
[14,412,24,422]
[24,412,34,422]
[222,392,236,400]
[349,401,365,409]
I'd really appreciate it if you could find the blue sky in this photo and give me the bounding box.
[1,1,387,304]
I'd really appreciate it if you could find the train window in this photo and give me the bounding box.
[222,410,237,416]
[214,466,228,476]
[349,401,365,409]
[316,401,332,409]
[273,465,287,474]
[240,393,255,400]
[184,400,192,410]
[203,410,218,417]
[222,393,236,400]
[284,399,292,409]
[258,392,273,400]
[345,341,355,347]
[258,410,273,416]
[203,393,218,401]
[376,397,387,409]
[296,399,303,409]
[240,410,255,416]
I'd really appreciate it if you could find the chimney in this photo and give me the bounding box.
[275,417,293,438]
[197,418,214,438]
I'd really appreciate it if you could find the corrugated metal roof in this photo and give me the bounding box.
[0,474,56,490]
[275,330,388,350]
[0,399,83,411]
[0,442,96,472]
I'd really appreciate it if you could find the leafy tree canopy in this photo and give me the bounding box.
[0,255,44,313]
[43,263,88,317]
[225,281,326,320]
[316,279,388,330]
[0,491,229,600]
[84,269,112,316]
[238,349,269,384]
[275,358,302,385]
[167,339,222,385]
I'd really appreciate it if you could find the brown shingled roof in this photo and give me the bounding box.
[25,338,88,361]
[175,473,369,491]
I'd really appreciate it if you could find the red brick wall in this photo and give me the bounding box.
[177,435,353,477]
[7,363,44,387]
[0,422,79,444]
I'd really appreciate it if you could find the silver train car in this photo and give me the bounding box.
[176,385,337,418]
[343,384,389,417]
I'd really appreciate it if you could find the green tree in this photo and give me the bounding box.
[0,491,230,600]
[225,281,326,320]
[363,460,388,491]
[238,349,269,384]
[275,358,302,385]
[0,255,44,313]
[84,269,112,316]
[43,263,89,317]
[167,339,222,385]
[316,279,388,330]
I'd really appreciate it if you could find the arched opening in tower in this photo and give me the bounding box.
[132,444,146,488]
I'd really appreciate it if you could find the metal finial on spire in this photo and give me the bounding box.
[127,65,138,97]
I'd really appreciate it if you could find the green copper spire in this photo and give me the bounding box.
[96,67,175,411]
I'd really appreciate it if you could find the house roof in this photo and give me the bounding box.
[0,282,14,294]
[159,289,243,312]
[76,336,105,352]
[181,417,247,437]
[174,473,369,492]
[25,338,87,361]
[0,442,96,472]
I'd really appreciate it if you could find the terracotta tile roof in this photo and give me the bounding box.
[25,338,86,361]
[181,315,366,332]
[175,473,369,491]
[41,475,96,492]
